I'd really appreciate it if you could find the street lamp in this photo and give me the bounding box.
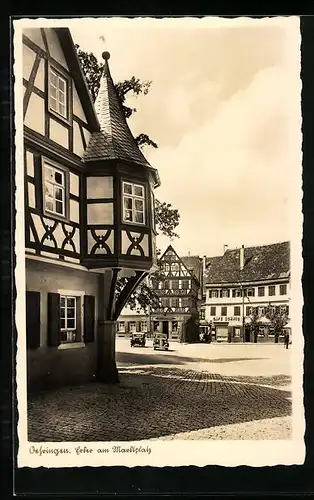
[82,51,160,382]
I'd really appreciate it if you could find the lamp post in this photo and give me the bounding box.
[82,51,160,382]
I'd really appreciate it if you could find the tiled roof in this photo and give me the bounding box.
[84,54,151,168]
[205,241,290,285]
[181,256,203,284]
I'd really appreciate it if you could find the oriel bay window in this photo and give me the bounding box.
[49,67,68,119]
[122,181,145,225]
[43,159,68,218]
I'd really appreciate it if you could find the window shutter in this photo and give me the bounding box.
[84,295,95,343]
[26,291,41,349]
[47,292,61,346]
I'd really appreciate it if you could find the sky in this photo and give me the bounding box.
[70,17,301,258]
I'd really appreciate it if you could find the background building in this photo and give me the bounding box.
[118,245,204,341]
[204,242,291,343]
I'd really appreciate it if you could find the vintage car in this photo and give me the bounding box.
[153,332,169,351]
[130,332,146,347]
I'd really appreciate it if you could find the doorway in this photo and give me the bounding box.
[162,321,169,335]
[245,327,251,343]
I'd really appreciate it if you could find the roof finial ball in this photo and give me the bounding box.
[102,51,111,61]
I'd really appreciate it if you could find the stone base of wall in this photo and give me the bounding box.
[27,344,97,392]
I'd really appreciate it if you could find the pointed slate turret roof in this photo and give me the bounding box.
[84,51,152,169]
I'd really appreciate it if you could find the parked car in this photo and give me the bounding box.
[153,332,169,351]
[130,332,146,347]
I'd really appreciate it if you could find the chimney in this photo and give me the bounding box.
[223,244,228,254]
[240,245,244,271]
[203,255,206,273]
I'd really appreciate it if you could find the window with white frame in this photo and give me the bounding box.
[221,289,230,298]
[210,306,216,316]
[118,321,125,332]
[122,182,145,224]
[258,306,265,316]
[49,67,68,119]
[210,289,218,298]
[129,321,136,332]
[43,160,66,217]
[280,284,287,295]
[141,320,147,332]
[232,289,242,298]
[246,288,255,297]
[268,285,276,296]
[181,279,190,289]
[60,296,77,343]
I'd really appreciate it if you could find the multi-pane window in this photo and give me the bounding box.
[181,280,190,289]
[232,289,242,298]
[210,290,218,298]
[258,307,265,316]
[141,321,148,332]
[118,321,125,332]
[220,289,230,298]
[210,306,216,316]
[171,262,179,272]
[161,297,170,307]
[221,306,227,316]
[122,182,145,224]
[164,280,170,290]
[181,298,189,308]
[280,284,287,295]
[269,285,276,296]
[60,296,77,343]
[258,287,265,297]
[246,288,255,297]
[171,297,180,307]
[171,280,179,290]
[172,321,178,332]
[129,322,136,332]
[49,67,67,118]
[246,306,253,316]
[44,162,66,217]
[234,306,241,316]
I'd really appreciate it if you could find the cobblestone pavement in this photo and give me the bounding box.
[28,340,292,441]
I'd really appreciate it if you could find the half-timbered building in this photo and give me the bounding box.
[22,27,160,389]
[117,245,204,341]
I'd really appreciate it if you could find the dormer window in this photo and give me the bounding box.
[49,67,68,119]
[122,182,145,225]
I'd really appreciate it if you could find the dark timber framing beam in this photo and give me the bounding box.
[113,271,147,321]
[107,268,120,321]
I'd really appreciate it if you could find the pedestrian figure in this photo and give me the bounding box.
[284,331,289,349]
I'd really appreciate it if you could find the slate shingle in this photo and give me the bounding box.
[84,56,152,169]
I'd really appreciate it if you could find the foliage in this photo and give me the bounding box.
[155,200,180,239]
[182,313,200,343]
[265,305,289,343]
[75,45,156,148]
[248,307,261,342]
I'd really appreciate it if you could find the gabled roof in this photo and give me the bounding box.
[83,51,157,176]
[159,245,201,285]
[181,255,203,284]
[205,241,290,285]
[55,28,100,132]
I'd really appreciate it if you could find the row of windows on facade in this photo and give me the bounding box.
[160,262,181,272]
[208,305,289,317]
[207,284,288,299]
[157,279,191,290]
[159,297,192,308]
[43,160,149,226]
[118,320,180,333]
